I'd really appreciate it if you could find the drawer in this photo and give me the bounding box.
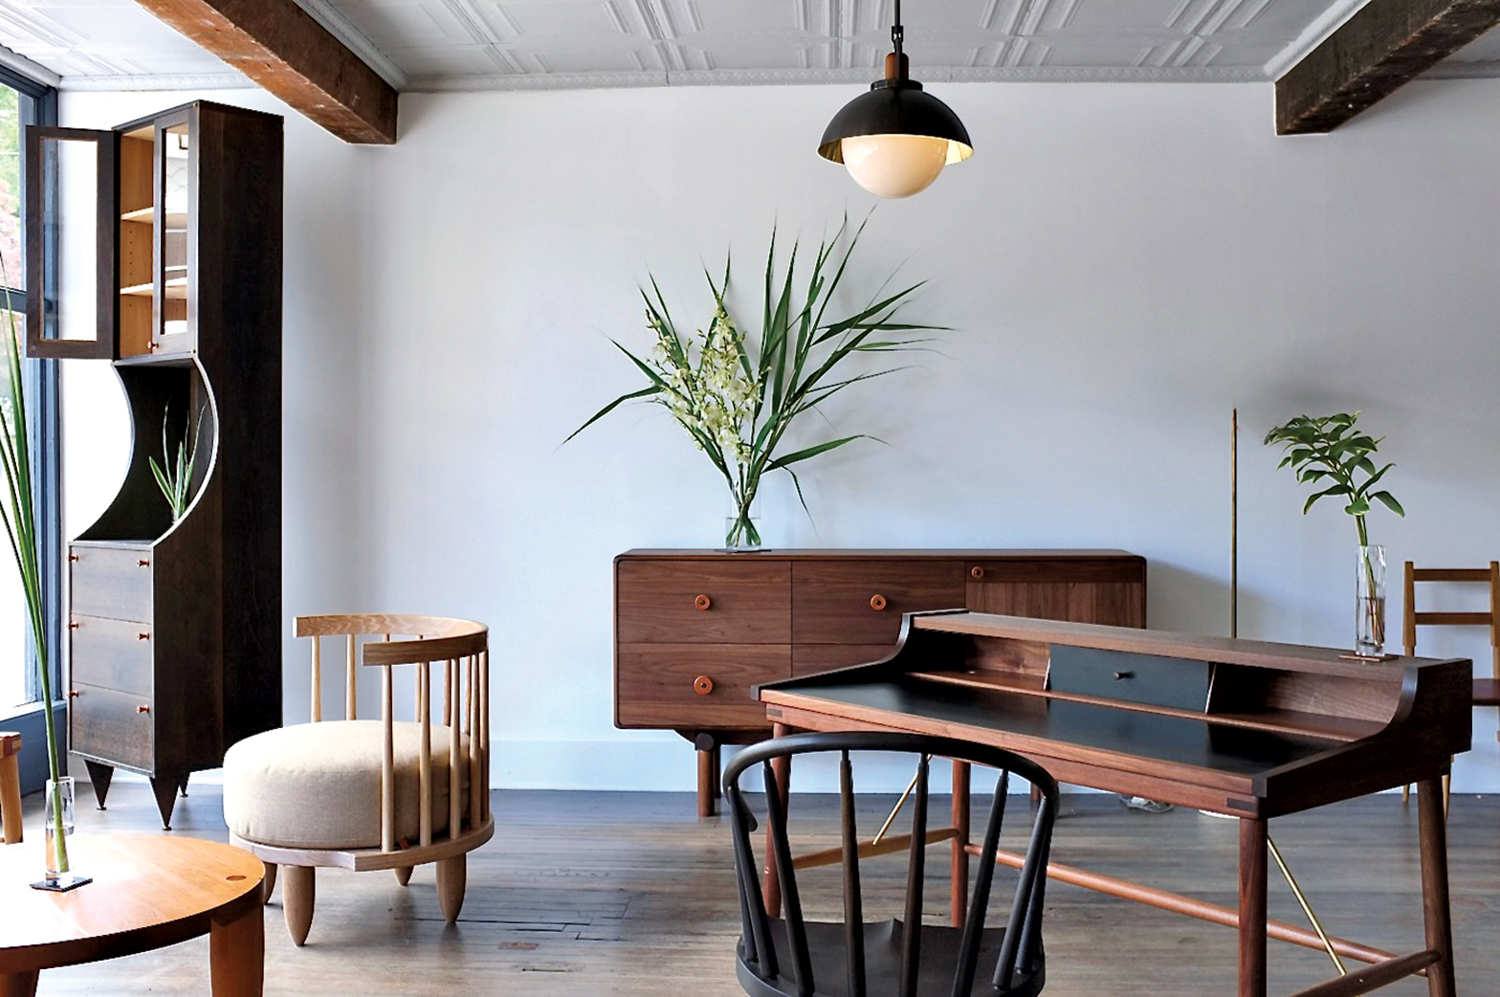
[69,544,153,623]
[69,615,154,696]
[792,560,964,644]
[617,560,790,644]
[792,643,896,677]
[69,683,154,771]
[1047,645,1210,713]
[616,643,790,728]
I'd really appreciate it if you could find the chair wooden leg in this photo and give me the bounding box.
[436,855,467,923]
[210,899,265,997]
[261,862,277,905]
[283,866,316,946]
[394,866,413,887]
[1402,783,1411,805]
[1442,772,1451,820]
[0,749,21,845]
[0,970,38,997]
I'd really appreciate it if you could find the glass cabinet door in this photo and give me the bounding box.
[24,127,117,360]
[152,111,192,355]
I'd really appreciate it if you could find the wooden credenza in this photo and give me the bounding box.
[614,549,1147,815]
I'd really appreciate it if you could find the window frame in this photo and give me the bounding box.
[0,63,63,797]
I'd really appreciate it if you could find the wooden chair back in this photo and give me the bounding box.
[293,614,490,854]
[1403,562,1500,703]
[723,731,1059,997]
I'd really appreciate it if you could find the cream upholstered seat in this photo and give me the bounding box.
[225,614,491,946]
[225,720,469,850]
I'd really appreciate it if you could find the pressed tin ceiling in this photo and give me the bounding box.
[0,0,1496,92]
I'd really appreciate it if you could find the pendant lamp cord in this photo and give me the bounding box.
[892,0,904,60]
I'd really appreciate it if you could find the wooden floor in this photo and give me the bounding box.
[13,783,1500,995]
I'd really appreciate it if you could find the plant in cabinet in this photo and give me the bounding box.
[566,216,939,549]
[1264,412,1405,653]
[0,285,70,882]
[149,403,205,522]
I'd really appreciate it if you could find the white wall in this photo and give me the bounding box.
[60,77,1500,793]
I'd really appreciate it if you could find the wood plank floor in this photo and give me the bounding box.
[14,783,1499,995]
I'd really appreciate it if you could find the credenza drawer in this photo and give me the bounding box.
[792,560,964,644]
[70,683,154,771]
[617,560,790,644]
[616,643,791,728]
[69,615,154,697]
[69,544,153,623]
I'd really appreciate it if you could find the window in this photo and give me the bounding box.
[0,68,58,716]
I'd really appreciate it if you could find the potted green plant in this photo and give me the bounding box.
[149,404,205,522]
[1264,412,1404,656]
[567,217,938,548]
[0,289,81,888]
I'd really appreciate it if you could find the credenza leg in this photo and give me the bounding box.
[696,741,721,819]
[0,971,38,997]
[951,760,970,928]
[1417,776,1458,997]
[1238,817,1268,997]
[761,723,792,918]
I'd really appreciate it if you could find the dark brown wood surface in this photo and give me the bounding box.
[67,543,154,622]
[68,683,154,771]
[1275,0,1500,134]
[791,559,963,644]
[68,616,154,695]
[134,0,397,144]
[616,644,790,728]
[617,560,791,644]
[791,643,895,676]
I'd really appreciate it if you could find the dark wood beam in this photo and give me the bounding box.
[135,0,397,144]
[1276,0,1500,135]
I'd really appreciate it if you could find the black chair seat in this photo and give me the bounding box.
[738,919,1045,997]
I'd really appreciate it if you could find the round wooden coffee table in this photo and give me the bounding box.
[0,834,264,997]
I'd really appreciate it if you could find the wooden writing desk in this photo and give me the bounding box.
[754,611,1471,997]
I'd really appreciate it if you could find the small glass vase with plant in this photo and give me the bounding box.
[1264,412,1404,656]
[0,283,85,888]
[567,217,938,549]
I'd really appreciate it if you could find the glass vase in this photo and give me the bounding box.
[724,494,763,552]
[1356,544,1387,656]
[42,776,80,889]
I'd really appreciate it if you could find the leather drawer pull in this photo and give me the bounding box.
[870,594,887,612]
[693,675,714,696]
[138,632,150,641]
[694,594,712,611]
[137,559,151,567]
[136,704,151,714]
[971,566,985,579]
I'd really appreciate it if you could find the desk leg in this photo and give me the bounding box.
[951,760,970,928]
[0,971,37,997]
[761,723,792,918]
[1238,817,1267,997]
[1417,776,1457,997]
[210,901,265,997]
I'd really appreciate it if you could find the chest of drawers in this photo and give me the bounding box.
[614,549,1147,815]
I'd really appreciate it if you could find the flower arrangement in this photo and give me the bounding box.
[569,217,938,548]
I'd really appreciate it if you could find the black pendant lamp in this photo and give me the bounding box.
[818,0,973,198]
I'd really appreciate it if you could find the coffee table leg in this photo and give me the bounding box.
[0,971,38,997]
[210,902,265,997]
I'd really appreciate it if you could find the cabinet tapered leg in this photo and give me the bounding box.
[1238,817,1268,997]
[1417,776,1457,997]
[84,760,113,810]
[697,742,721,818]
[149,774,182,829]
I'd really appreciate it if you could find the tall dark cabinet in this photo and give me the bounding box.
[25,101,283,827]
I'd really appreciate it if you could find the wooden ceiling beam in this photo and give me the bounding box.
[1276,0,1500,134]
[134,0,397,144]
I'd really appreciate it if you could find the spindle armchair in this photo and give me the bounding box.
[724,732,1058,997]
[223,614,492,945]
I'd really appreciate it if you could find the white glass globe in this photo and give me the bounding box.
[840,133,950,198]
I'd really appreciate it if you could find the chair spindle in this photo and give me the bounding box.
[449,659,461,837]
[1013,805,1054,978]
[729,786,777,979]
[419,659,433,846]
[310,635,321,722]
[480,649,491,822]
[763,761,815,996]
[840,750,867,997]
[380,665,395,852]
[994,795,1052,990]
[345,635,357,720]
[468,656,482,830]
[899,754,930,997]
[950,769,1010,997]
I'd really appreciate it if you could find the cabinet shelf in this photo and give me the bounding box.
[120,274,187,299]
[121,207,188,230]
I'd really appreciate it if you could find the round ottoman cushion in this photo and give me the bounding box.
[224,720,471,850]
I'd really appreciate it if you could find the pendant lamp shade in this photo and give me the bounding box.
[819,80,973,198]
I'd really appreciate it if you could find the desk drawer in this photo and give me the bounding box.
[70,544,153,623]
[70,683,154,771]
[616,643,790,728]
[793,560,964,644]
[69,615,155,696]
[617,560,790,644]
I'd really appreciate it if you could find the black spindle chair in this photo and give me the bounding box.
[724,732,1059,997]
